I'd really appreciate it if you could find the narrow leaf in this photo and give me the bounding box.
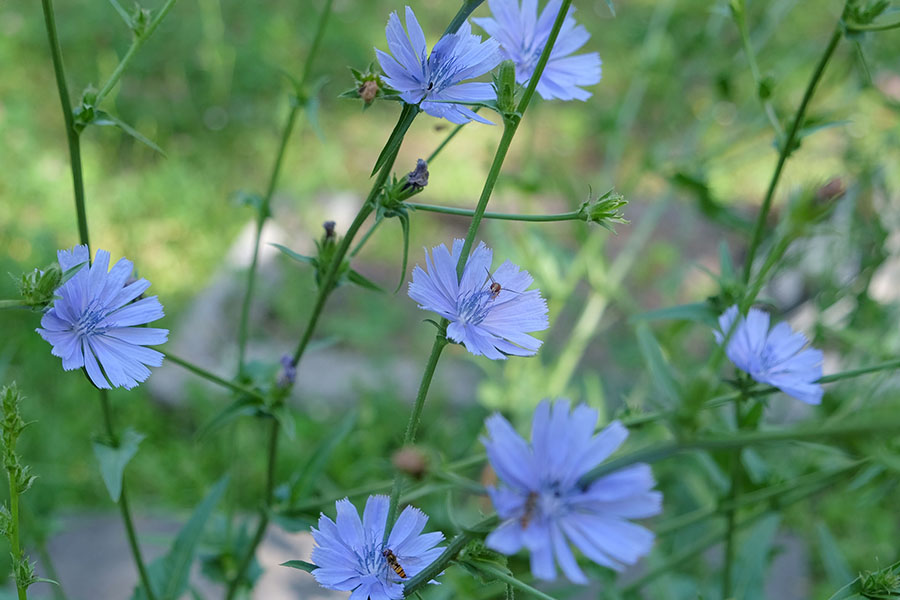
[271,243,315,265]
[92,111,167,156]
[816,522,853,588]
[92,428,145,503]
[605,0,616,16]
[305,77,329,143]
[394,212,410,293]
[281,560,317,573]
[290,411,357,504]
[371,103,418,176]
[348,269,385,293]
[131,477,229,600]
[629,302,717,326]
[635,323,680,408]
[60,261,88,286]
[195,396,262,440]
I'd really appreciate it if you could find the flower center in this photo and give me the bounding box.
[74,302,109,337]
[456,290,493,326]
[356,541,391,580]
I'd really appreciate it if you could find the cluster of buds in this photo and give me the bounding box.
[577,189,629,232]
[14,258,87,311]
[312,221,350,292]
[844,0,889,25]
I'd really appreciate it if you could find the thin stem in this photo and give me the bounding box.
[9,468,26,600]
[98,391,156,600]
[742,23,843,284]
[443,0,485,36]
[426,122,467,164]
[165,352,267,402]
[579,416,900,485]
[721,390,750,599]
[818,358,900,383]
[407,203,582,222]
[94,0,180,108]
[237,103,301,372]
[466,562,558,600]
[0,300,29,310]
[845,18,900,32]
[404,516,499,595]
[40,0,89,248]
[299,0,334,89]
[732,0,784,139]
[385,335,448,536]
[224,419,279,600]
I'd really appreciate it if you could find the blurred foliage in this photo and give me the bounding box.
[1,0,899,597]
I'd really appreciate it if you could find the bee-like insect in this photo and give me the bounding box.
[382,548,407,579]
[520,491,539,529]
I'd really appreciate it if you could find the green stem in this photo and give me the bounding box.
[621,470,847,593]
[464,562,558,600]
[443,0,485,36]
[818,358,900,383]
[165,352,267,402]
[237,102,301,372]
[99,391,156,600]
[40,0,89,248]
[224,419,279,600]
[845,18,900,32]
[403,516,499,595]
[384,334,448,537]
[9,468,26,600]
[579,416,900,485]
[722,390,750,599]
[407,203,582,222]
[0,300,29,310]
[298,0,333,89]
[426,122,467,164]
[732,0,784,139]
[94,0,180,108]
[742,23,843,284]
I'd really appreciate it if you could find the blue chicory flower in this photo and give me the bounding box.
[311,495,444,599]
[376,6,502,124]
[483,400,661,583]
[36,245,168,390]
[715,305,824,405]
[474,0,602,101]
[408,239,549,360]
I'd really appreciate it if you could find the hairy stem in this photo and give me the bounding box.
[742,23,843,284]
[9,468,26,600]
[721,390,750,598]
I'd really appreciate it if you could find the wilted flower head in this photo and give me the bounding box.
[311,495,444,599]
[715,305,824,404]
[376,6,502,124]
[483,400,661,583]
[408,239,548,359]
[474,0,602,101]
[36,245,168,390]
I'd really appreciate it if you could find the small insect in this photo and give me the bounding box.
[426,81,434,91]
[483,268,521,301]
[520,491,539,528]
[382,548,407,579]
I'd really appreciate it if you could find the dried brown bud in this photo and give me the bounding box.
[403,159,429,191]
[359,80,379,104]
[392,446,427,479]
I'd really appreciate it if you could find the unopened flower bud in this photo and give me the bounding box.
[578,189,628,232]
[392,446,427,479]
[323,221,336,240]
[815,177,845,203]
[494,59,518,114]
[359,80,379,104]
[277,354,297,389]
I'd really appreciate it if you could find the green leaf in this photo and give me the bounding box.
[635,323,680,408]
[347,268,384,293]
[195,396,262,440]
[733,513,781,599]
[60,261,88,286]
[304,77,329,143]
[394,212,410,293]
[371,103,418,176]
[605,0,616,16]
[719,240,735,281]
[91,110,167,156]
[289,410,357,504]
[270,402,296,440]
[92,428,145,503]
[271,243,315,265]
[816,522,853,588]
[629,302,717,326]
[131,477,229,600]
[281,560,317,573]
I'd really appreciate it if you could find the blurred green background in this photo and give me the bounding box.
[1,0,900,597]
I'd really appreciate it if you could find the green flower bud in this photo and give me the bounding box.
[578,189,629,232]
[493,59,518,114]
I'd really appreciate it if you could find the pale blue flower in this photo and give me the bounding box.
[408,239,549,360]
[376,6,502,124]
[483,400,661,583]
[311,495,444,599]
[36,245,168,390]
[474,0,602,101]
[715,305,824,405]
